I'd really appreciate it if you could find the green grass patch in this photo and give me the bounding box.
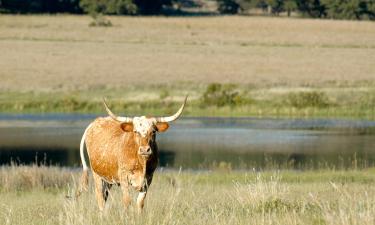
[0,83,374,120]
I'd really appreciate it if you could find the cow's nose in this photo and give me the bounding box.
[138,146,152,156]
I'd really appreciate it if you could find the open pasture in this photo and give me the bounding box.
[1,166,375,225]
[0,15,375,118]
[0,15,375,90]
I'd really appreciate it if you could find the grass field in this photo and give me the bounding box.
[1,15,374,224]
[0,15,374,118]
[1,165,375,225]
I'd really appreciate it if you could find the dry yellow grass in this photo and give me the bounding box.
[0,15,374,92]
[1,166,375,225]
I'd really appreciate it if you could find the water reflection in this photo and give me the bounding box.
[0,115,374,169]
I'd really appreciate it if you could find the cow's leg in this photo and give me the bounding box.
[119,172,131,209]
[136,174,153,212]
[136,191,147,212]
[93,172,107,211]
[103,181,112,203]
[121,185,131,209]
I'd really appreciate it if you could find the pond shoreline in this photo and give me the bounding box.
[0,116,374,169]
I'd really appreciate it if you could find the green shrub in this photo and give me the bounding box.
[159,88,170,100]
[89,13,112,27]
[286,91,331,108]
[200,83,250,107]
[80,0,137,15]
[358,90,375,108]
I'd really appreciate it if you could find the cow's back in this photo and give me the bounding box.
[85,117,124,183]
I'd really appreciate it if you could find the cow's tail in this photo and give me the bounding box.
[75,123,92,198]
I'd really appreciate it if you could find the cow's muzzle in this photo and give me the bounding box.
[138,146,152,156]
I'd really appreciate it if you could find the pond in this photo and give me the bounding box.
[0,114,374,169]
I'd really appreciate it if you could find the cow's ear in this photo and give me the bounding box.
[120,122,133,132]
[156,122,169,132]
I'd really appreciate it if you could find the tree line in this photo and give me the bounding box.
[218,0,375,20]
[0,0,172,14]
[0,0,374,20]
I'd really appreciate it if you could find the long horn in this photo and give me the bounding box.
[102,98,133,123]
[156,95,188,123]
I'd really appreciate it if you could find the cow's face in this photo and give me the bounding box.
[120,116,169,158]
[103,96,187,159]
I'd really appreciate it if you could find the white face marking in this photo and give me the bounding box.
[133,116,156,137]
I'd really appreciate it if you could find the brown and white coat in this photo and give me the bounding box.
[77,97,187,212]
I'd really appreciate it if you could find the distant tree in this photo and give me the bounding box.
[79,0,171,15]
[367,1,375,19]
[323,0,360,19]
[284,0,297,16]
[266,0,284,15]
[233,0,295,16]
[295,0,327,17]
[217,0,241,14]
[0,0,82,13]
[134,0,172,14]
[322,0,375,20]
[253,0,270,14]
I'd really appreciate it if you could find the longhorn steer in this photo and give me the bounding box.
[77,97,187,211]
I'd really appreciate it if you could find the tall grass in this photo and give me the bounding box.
[1,165,375,224]
[0,164,73,191]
